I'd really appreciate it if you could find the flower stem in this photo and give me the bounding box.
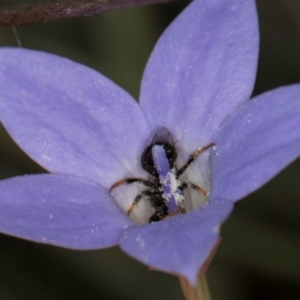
[196,274,211,300]
[179,274,212,300]
[0,0,180,27]
[178,238,223,300]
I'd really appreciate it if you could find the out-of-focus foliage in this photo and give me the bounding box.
[0,0,299,299]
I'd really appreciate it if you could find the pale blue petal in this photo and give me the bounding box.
[120,199,233,285]
[211,84,300,201]
[0,174,133,249]
[0,48,150,188]
[140,0,258,153]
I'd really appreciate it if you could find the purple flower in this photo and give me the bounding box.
[0,0,300,285]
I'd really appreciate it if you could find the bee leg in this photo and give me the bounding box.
[179,181,208,197]
[163,209,185,220]
[109,178,156,192]
[127,194,142,215]
[149,205,168,223]
[177,143,215,177]
[127,190,158,215]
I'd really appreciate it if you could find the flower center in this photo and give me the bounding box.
[109,127,214,224]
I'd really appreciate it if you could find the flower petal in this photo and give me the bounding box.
[0,174,133,249]
[120,199,233,285]
[140,0,259,151]
[211,84,300,201]
[0,48,149,188]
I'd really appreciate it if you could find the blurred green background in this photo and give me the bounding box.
[0,0,300,299]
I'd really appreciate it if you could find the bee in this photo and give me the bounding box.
[109,127,214,223]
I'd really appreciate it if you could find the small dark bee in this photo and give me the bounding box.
[110,127,214,223]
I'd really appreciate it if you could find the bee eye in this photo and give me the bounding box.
[162,143,177,168]
[141,141,177,177]
[141,145,157,176]
[165,146,174,159]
